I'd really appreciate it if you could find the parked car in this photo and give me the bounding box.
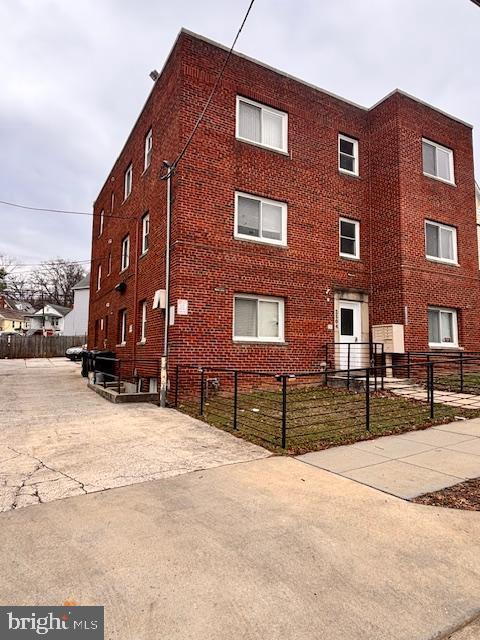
[65,345,86,361]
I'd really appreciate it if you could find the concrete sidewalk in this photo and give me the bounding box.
[298,418,480,498]
[0,456,479,640]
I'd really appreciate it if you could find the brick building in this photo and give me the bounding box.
[88,29,479,390]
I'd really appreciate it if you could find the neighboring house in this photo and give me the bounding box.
[88,29,480,382]
[26,304,72,335]
[63,274,90,337]
[0,308,26,333]
[0,296,36,331]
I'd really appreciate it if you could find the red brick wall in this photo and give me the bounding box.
[88,31,480,381]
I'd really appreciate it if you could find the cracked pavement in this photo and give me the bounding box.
[0,358,269,511]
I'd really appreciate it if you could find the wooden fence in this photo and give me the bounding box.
[0,335,86,359]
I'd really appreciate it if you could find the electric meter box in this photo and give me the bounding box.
[372,324,405,353]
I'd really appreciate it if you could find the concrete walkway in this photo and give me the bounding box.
[385,378,480,409]
[298,418,480,498]
[0,359,269,511]
[0,456,479,640]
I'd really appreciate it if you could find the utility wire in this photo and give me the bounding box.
[0,199,139,221]
[168,0,256,176]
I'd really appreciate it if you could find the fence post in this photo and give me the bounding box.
[460,352,464,393]
[117,360,121,394]
[233,370,238,430]
[347,344,351,391]
[381,343,385,390]
[174,365,179,407]
[200,369,205,416]
[429,362,434,419]
[365,368,370,432]
[281,374,287,449]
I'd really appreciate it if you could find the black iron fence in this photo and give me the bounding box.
[174,357,480,451]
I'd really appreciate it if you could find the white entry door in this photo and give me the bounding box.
[338,301,362,370]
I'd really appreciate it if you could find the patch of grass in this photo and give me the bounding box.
[434,373,480,394]
[178,384,480,454]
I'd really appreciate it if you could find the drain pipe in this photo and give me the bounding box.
[159,160,173,406]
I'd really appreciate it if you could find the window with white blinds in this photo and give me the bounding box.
[236,97,287,153]
[235,192,287,246]
[233,295,284,342]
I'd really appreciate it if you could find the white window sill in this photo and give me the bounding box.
[340,253,360,261]
[426,257,459,266]
[141,165,151,176]
[234,234,287,248]
[137,340,146,345]
[116,342,126,347]
[233,339,286,345]
[140,250,149,258]
[235,136,289,157]
[423,172,456,187]
[339,168,359,178]
[119,266,129,274]
[428,343,460,349]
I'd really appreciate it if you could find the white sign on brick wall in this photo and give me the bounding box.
[177,299,188,316]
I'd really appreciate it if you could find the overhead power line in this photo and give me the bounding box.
[0,200,139,221]
[168,0,256,175]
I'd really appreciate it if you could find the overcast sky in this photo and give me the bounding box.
[0,0,478,269]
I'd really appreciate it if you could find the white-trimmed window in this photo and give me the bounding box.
[338,134,359,176]
[121,235,130,271]
[422,139,454,184]
[99,209,104,236]
[96,264,102,291]
[233,295,284,343]
[144,128,153,170]
[428,307,458,347]
[107,251,112,275]
[234,192,287,246]
[236,96,288,153]
[339,217,360,259]
[124,163,133,199]
[141,212,150,254]
[140,301,147,342]
[425,220,457,264]
[118,309,127,345]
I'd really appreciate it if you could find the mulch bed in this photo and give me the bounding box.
[413,478,480,511]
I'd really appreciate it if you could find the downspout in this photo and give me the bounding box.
[160,161,173,406]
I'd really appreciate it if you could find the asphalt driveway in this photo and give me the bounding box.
[0,358,268,511]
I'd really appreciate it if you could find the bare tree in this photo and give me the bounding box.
[29,259,85,307]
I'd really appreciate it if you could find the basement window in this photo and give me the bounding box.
[235,192,287,246]
[233,295,284,343]
[236,96,288,153]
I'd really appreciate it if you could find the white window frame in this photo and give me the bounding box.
[234,192,287,247]
[339,217,360,259]
[119,309,127,345]
[124,163,133,200]
[235,96,288,154]
[140,301,147,342]
[96,264,102,291]
[428,306,458,348]
[425,220,458,265]
[121,235,130,272]
[422,138,455,185]
[141,212,150,254]
[338,134,359,177]
[233,294,285,343]
[107,251,112,275]
[144,128,152,171]
[99,209,104,236]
